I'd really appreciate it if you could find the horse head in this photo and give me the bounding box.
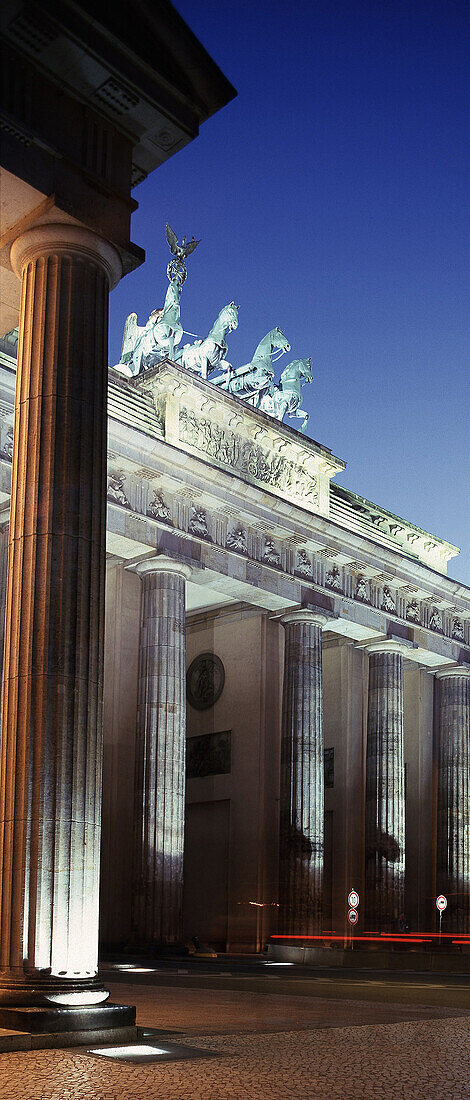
[220,301,239,333]
[271,327,291,354]
[281,357,313,385]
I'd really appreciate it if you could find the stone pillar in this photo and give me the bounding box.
[0,225,133,1028]
[365,641,407,931]
[0,522,9,711]
[436,668,470,932]
[131,556,191,947]
[279,610,327,935]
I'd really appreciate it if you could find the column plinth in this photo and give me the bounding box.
[0,225,134,1028]
[130,556,191,947]
[365,640,407,931]
[279,610,327,936]
[436,667,470,933]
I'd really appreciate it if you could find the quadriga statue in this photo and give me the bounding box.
[213,327,291,406]
[258,357,313,430]
[176,301,239,379]
[115,274,183,376]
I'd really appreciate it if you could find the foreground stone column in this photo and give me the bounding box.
[0,522,8,714]
[436,668,470,932]
[365,641,407,931]
[131,556,191,947]
[0,225,130,1023]
[279,610,327,935]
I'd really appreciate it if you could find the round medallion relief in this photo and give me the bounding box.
[186,652,225,710]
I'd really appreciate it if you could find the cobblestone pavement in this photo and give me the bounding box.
[0,980,470,1099]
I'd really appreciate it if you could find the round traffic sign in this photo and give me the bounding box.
[436,895,447,912]
[348,890,359,909]
[348,908,359,925]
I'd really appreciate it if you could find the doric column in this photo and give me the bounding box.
[436,667,470,932]
[365,640,407,931]
[0,225,127,1018]
[0,522,9,711]
[131,556,191,947]
[279,610,327,935]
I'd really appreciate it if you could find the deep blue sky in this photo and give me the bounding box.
[109,0,470,586]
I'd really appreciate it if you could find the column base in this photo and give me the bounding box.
[0,1001,136,1048]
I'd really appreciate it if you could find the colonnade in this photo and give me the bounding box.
[278,612,470,936]
[125,587,470,945]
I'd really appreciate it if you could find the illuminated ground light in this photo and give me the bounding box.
[111,964,156,973]
[264,961,294,966]
[86,1038,218,1065]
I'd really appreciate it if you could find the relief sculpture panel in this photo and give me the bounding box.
[179,407,318,506]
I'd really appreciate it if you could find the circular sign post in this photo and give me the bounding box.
[436,895,447,940]
[348,908,358,925]
[348,890,359,909]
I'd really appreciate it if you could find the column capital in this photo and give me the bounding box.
[435,665,470,681]
[129,555,192,581]
[10,223,122,289]
[280,609,329,628]
[365,639,410,657]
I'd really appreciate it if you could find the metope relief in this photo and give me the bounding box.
[428,607,442,632]
[178,407,318,506]
[189,505,210,539]
[406,600,420,623]
[0,419,13,461]
[326,563,342,591]
[263,537,280,566]
[354,574,369,602]
[147,488,172,524]
[295,547,313,579]
[452,617,465,642]
[107,470,130,508]
[226,524,247,554]
[381,586,396,613]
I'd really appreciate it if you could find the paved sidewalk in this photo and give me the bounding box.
[0,979,469,1098]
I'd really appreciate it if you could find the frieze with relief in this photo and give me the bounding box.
[226,524,247,554]
[107,470,130,508]
[296,547,313,578]
[406,600,420,623]
[428,607,442,632]
[262,537,281,566]
[147,488,172,524]
[189,505,210,539]
[355,574,369,602]
[326,563,342,591]
[178,407,318,505]
[381,586,396,613]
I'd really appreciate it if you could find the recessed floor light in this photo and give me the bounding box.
[86,1039,218,1065]
[89,1044,168,1060]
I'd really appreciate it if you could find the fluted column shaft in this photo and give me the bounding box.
[365,642,406,931]
[0,523,9,715]
[436,669,470,932]
[0,225,121,1002]
[279,610,327,935]
[131,557,191,946]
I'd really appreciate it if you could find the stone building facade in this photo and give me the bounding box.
[1,339,468,951]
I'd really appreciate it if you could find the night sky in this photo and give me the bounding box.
[109,0,470,585]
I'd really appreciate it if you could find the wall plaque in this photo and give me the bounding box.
[186,730,231,779]
[186,652,225,710]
